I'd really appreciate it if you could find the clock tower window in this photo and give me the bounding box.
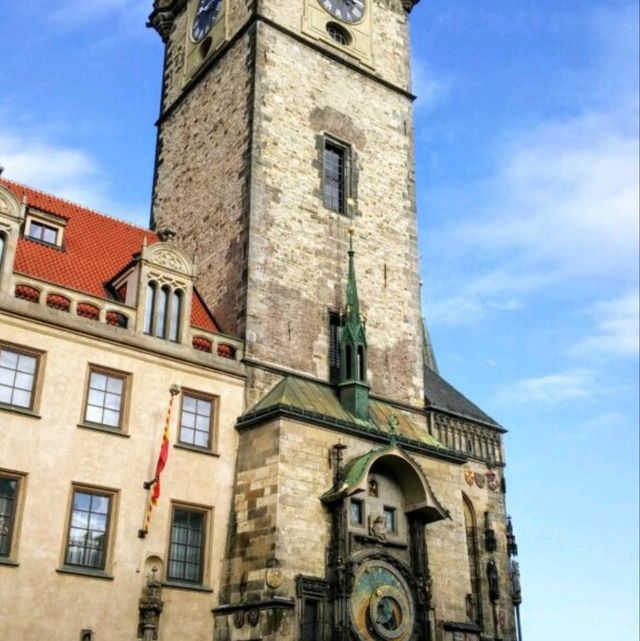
[326,23,351,47]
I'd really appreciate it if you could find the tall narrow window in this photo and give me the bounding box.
[0,474,20,558]
[328,311,341,385]
[345,345,352,380]
[167,506,207,584]
[155,287,169,338]
[323,139,348,214]
[302,600,320,641]
[464,496,483,627]
[170,290,183,342]
[0,234,5,273]
[65,488,113,570]
[144,283,156,335]
[357,345,366,381]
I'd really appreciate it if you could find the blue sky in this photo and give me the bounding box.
[1,1,638,639]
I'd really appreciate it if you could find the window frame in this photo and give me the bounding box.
[176,389,218,454]
[296,575,329,641]
[349,498,365,528]
[165,502,212,588]
[0,341,44,414]
[0,233,6,274]
[60,484,118,577]
[0,469,27,564]
[383,506,397,534]
[328,310,341,385]
[80,365,130,433]
[322,135,351,216]
[27,220,60,246]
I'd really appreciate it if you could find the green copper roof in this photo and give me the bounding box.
[241,376,450,453]
[342,445,393,487]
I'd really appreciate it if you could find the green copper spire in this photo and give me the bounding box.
[338,228,370,420]
[344,229,364,339]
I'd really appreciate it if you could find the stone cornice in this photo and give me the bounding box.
[0,294,246,380]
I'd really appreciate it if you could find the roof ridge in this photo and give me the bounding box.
[0,178,155,236]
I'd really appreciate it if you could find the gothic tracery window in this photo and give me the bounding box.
[144,280,185,343]
[463,495,483,627]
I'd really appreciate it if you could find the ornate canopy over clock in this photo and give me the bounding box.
[191,0,222,42]
[350,557,416,641]
[318,0,366,24]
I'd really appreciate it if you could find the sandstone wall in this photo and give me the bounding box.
[246,22,424,405]
[0,310,245,641]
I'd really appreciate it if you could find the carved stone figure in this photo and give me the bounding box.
[487,559,500,602]
[137,568,164,640]
[369,514,387,542]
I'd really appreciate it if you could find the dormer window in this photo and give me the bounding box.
[28,221,58,245]
[25,211,66,248]
[144,281,185,343]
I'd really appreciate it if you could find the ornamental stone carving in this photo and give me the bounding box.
[143,242,196,278]
[0,185,22,220]
[151,249,189,274]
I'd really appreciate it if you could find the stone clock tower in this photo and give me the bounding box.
[148,2,521,641]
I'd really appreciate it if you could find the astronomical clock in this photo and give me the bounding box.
[317,445,450,641]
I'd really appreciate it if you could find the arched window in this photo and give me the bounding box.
[170,290,183,342]
[463,496,483,627]
[144,282,157,335]
[357,345,365,382]
[155,286,169,338]
[144,281,185,343]
[345,345,352,380]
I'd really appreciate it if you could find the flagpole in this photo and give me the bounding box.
[138,384,181,539]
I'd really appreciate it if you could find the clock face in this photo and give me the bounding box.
[350,559,416,641]
[319,0,366,24]
[191,0,222,43]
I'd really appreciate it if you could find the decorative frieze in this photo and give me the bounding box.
[431,413,504,465]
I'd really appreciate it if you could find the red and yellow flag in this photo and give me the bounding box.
[140,385,180,538]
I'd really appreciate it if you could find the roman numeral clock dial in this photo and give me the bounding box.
[191,0,222,42]
[320,0,366,24]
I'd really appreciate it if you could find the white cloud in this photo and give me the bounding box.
[0,126,148,226]
[494,368,596,406]
[568,291,640,359]
[412,58,452,112]
[423,4,639,328]
[455,112,639,280]
[558,411,632,443]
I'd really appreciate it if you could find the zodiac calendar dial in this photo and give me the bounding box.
[349,559,416,641]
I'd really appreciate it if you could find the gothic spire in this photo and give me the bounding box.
[338,228,369,420]
[344,228,366,344]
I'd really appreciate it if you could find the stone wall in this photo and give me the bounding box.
[152,4,425,407]
[0,306,245,641]
[218,416,516,641]
[247,21,424,406]
[152,27,255,335]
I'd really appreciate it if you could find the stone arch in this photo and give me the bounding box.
[329,446,449,523]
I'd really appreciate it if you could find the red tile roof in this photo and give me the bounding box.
[1,179,219,333]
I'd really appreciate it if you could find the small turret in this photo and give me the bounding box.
[338,229,370,420]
